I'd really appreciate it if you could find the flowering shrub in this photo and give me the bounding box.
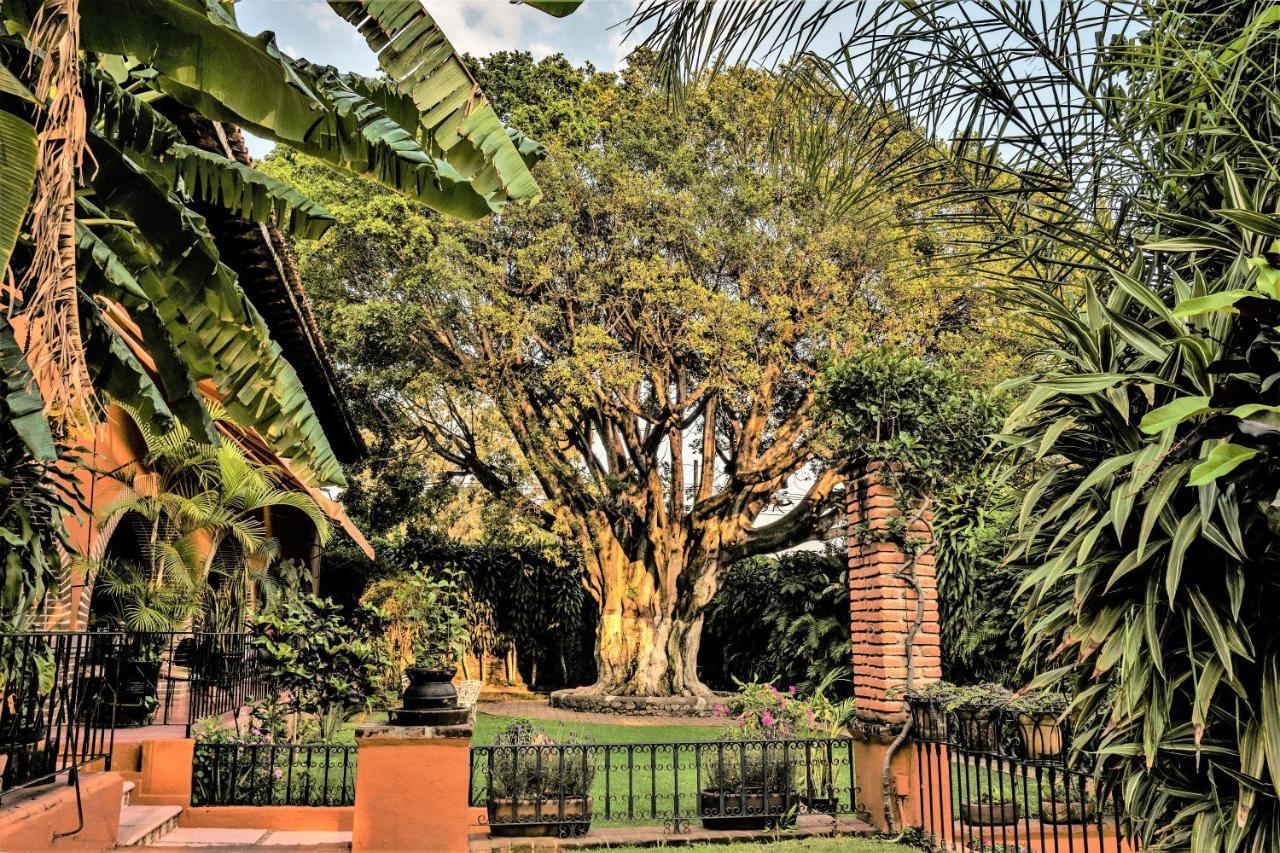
[712,679,823,740]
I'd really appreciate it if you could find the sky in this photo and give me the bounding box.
[234,0,642,156]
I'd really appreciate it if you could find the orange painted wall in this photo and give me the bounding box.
[0,772,123,850]
[352,735,471,852]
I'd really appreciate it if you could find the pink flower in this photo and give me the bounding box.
[788,686,797,695]
[272,768,283,779]
[762,711,776,727]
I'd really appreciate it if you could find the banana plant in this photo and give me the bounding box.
[0,0,561,491]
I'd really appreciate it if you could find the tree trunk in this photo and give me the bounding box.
[570,523,720,697]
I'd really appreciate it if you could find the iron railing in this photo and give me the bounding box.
[0,630,272,796]
[192,742,357,807]
[908,699,1131,852]
[0,633,115,797]
[469,737,861,836]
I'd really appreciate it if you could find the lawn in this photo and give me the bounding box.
[586,839,915,853]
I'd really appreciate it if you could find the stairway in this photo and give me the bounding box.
[117,804,183,847]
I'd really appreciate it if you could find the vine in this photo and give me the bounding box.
[819,348,1005,831]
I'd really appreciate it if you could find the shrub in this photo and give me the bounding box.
[488,719,593,800]
[250,595,391,740]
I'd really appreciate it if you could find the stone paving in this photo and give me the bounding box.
[136,828,351,850]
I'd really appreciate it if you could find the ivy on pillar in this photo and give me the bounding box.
[847,462,943,831]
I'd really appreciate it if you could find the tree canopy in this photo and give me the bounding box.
[266,51,1021,696]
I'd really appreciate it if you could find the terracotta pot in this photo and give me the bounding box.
[402,667,457,711]
[699,789,798,830]
[1017,713,1064,759]
[1040,800,1096,824]
[487,796,592,837]
[961,801,1018,825]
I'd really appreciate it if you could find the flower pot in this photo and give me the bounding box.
[402,667,458,710]
[911,703,948,741]
[955,709,1001,753]
[699,789,798,830]
[961,801,1018,825]
[101,657,161,726]
[1040,800,1096,824]
[1017,713,1064,759]
[487,796,593,837]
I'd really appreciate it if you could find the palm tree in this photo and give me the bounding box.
[97,405,331,634]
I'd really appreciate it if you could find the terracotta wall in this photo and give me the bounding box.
[0,772,124,850]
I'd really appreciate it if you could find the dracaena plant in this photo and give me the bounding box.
[605,0,1280,846]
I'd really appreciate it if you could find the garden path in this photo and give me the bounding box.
[477,698,721,727]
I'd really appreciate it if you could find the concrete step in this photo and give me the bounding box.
[121,780,135,810]
[117,804,183,847]
[132,828,351,850]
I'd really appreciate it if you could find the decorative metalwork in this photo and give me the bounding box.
[191,742,358,807]
[0,629,273,799]
[469,737,861,835]
[908,699,1131,852]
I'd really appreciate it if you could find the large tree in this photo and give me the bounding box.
[267,52,1015,696]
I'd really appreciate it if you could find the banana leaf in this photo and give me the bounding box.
[324,0,543,209]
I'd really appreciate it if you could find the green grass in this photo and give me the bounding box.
[582,838,915,852]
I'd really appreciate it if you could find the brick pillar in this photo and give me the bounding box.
[847,463,942,830]
[848,463,942,723]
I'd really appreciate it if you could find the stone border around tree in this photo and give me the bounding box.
[549,689,730,718]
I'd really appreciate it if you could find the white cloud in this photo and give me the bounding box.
[301,0,341,33]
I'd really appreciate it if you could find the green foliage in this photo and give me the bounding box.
[489,718,594,799]
[932,481,1027,686]
[701,550,849,699]
[819,348,1005,494]
[0,0,545,492]
[250,595,391,741]
[354,529,593,689]
[361,567,469,672]
[96,412,331,633]
[266,52,1021,694]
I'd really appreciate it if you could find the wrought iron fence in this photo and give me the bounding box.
[191,742,357,807]
[908,699,1132,853]
[0,632,115,797]
[469,737,861,837]
[0,630,272,796]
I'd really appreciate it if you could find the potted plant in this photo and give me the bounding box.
[947,682,1014,753]
[699,745,799,830]
[361,568,469,712]
[960,791,1019,825]
[1039,779,1096,824]
[899,680,959,740]
[1010,691,1069,759]
[486,719,594,837]
[700,680,807,828]
[92,559,197,726]
[805,671,854,814]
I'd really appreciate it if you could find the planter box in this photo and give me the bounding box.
[699,789,798,830]
[487,796,592,837]
[960,801,1018,825]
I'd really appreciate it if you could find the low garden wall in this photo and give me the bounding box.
[549,690,725,717]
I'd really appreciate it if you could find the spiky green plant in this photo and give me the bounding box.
[603,0,1280,847]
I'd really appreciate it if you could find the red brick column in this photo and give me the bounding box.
[848,463,942,724]
[847,463,943,831]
